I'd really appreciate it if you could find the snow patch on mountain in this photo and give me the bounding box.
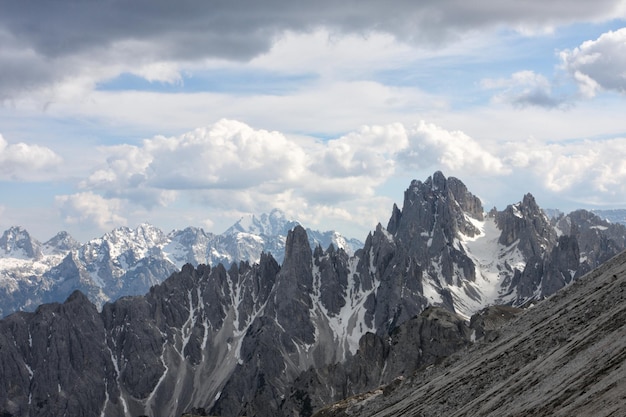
[459,215,524,307]
[310,255,375,358]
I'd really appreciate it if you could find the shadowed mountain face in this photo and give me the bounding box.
[313,249,626,417]
[0,172,625,417]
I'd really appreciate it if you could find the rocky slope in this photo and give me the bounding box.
[0,172,625,417]
[313,248,626,417]
[0,209,362,317]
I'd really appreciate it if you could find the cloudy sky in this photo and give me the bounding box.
[1,1,626,242]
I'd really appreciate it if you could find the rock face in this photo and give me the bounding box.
[313,249,626,417]
[0,291,110,417]
[504,208,626,304]
[496,193,556,258]
[0,254,283,417]
[554,209,626,270]
[380,171,482,320]
[1,172,626,417]
[281,307,473,417]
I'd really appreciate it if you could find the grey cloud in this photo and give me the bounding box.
[509,88,568,109]
[488,27,626,108]
[1,0,624,99]
[561,27,626,97]
[482,70,573,109]
[4,1,623,57]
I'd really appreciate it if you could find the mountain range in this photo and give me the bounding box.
[0,171,625,417]
[0,209,362,317]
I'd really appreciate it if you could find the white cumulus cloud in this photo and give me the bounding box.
[84,119,309,195]
[0,133,62,180]
[82,119,509,207]
[71,119,512,234]
[398,121,508,175]
[312,123,408,180]
[65,118,626,237]
[500,136,626,205]
[55,192,127,231]
[81,119,401,210]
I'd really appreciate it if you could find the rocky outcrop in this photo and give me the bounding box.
[539,235,580,296]
[281,306,473,416]
[363,171,485,326]
[0,253,283,417]
[468,305,522,341]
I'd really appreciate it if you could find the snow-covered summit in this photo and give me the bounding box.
[42,231,80,255]
[225,208,299,236]
[0,226,43,260]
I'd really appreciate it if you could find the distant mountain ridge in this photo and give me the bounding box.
[591,208,626,225]
[0,209,362,317]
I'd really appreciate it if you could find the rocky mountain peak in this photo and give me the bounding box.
[91,223,167,260]
[281,225,313,285]
[447,176,483,220]
[496,192,556,258]
[0,226,42,260]
[64,288,94,306]
[386,203,402,235]
[268,207,289,225]
[135,222,166,242]
[394,171,482,246]
[167,226,211,244]
[522,192,538,209]
[226,208,299,237]
[109,222,166,246]
[431,169,447,190]
[42,231,80,254]
[556,209,610,234]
